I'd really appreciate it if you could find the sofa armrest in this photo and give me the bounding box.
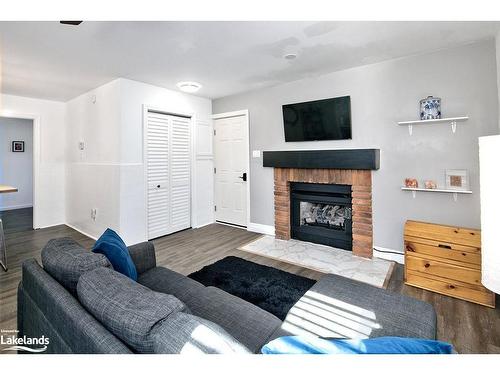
[128,242,156,275]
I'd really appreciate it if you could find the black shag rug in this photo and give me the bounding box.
[188,256,316,320]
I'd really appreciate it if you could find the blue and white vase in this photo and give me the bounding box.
[420,96,441,120]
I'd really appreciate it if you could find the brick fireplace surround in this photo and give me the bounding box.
[274,168,373,258]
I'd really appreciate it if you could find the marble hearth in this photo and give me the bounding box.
[239,235,393,288]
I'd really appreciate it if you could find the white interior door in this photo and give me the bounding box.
[214,113,248,227]
[146,111,191,239]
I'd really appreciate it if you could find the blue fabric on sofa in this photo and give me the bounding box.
[93,228,137,281]
[261,336,454,354]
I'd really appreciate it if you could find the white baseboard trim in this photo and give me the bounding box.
[373,246,404,264]
[0,204,33,211]
[247,222,275,236]
[193,220,215,229]
[35,222,65,230]
[64,223,98,241]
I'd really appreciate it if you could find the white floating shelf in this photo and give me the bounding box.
[398,116,468,135]
[401,187,472,202]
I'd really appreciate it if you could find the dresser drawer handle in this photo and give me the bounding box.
[438,244,452,249]
[449,285,455,289]
[424,263,430,268]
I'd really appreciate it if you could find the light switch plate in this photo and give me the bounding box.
[252,150,261,158]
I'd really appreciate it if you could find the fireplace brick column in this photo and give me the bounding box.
[273,167,373,258]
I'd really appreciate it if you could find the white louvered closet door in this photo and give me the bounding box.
[169,116,191,232]
[146,111,191,239]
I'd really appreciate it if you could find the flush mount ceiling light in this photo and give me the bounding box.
[60,21,83,26]
[176,81,202,93]
[284,53,297,60]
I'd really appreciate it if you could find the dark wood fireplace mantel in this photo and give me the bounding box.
[263,149,380,170]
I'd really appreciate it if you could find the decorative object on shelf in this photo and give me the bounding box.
[404,178,418,188]
[424,180,437,189]
[420,96,441,120]
[445,169,469,191]
[12,141,24,152]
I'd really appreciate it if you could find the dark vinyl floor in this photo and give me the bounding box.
[0,207,33,234]
[0,209,499,353]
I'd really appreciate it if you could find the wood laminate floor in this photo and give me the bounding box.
[0,210,499,353]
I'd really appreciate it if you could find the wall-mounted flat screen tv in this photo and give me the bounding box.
[282,96,351,142]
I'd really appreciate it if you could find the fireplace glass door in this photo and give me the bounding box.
[300,201,350,231]
[291,182,352,250]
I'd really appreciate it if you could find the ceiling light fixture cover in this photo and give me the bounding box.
[176,81,202,93]
[60,21,83,26]
[284,53,297,60]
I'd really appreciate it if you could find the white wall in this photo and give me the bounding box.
[213,40,500,252]
[65,79,122,239]
[0,117,33,211]
[117,79,214,244]
[65,78,213,244]
[0,94,66,228]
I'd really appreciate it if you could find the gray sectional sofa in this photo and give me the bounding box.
[17,237,437,354]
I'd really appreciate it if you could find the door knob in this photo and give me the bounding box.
[238,172,247,182]
[157,184,161,188]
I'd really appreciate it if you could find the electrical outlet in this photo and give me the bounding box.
[91,208,98,221]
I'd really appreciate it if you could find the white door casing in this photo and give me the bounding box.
[145,110,191,239]
[0,111,40,229]
[213,111,249,227]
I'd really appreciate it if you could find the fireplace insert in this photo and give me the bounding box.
[290,182,352,250]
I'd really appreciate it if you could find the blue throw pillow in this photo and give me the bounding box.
[92,228,138,281]
[261,336,454,354]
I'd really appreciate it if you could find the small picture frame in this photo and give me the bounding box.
[445,169,469,191]
[12,141,25,152]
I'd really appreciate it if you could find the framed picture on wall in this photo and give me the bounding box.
[445,169,469,191]
[12,141,25,152]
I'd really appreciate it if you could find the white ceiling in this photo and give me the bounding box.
[0,21,499,102]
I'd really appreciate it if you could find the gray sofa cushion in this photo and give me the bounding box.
[139,267,283,353]
[19,259,132,354]
[77,267,186,353]
[183,286,282,353]
[281,273,437,340]
[127,241,157,275]
[41,237,111,294]
[138,266,207,301]
[151,312,251,354]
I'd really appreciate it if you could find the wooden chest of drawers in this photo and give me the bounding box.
[404,220,495,308]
